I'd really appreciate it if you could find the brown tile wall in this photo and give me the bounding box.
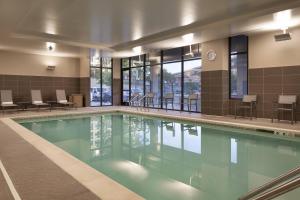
[79,77,90,107]
[201,70,229,116]
[0,75,80,103]
[113,78,121,106]
[249,66,300,120]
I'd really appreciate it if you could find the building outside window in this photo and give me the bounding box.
[121,44,201,112]
[90,51,113,106]
[229,35,248,99]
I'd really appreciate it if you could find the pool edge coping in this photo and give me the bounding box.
[0,117,144,200]
[10,107,300,136]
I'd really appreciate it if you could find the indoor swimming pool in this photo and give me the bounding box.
[18,113,300,200]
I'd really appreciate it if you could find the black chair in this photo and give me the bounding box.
[145,92,155,107]
[163,93,174,110]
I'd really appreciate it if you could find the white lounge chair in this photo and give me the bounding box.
[31,90,50,111]
[0,90,18,113]
[56,90,74,109]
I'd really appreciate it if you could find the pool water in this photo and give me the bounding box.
[19,113,300,200]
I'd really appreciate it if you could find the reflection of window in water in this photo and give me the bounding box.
[184,125,201,154]
[162,122,181,149]
[90,117,101,150]
[130,117,151,148]
[231,138,238,164]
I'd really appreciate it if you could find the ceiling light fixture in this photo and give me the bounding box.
[274,10,291,32]
[182,33,195,57]
[46,42,56,51]
[132,46,142,54]
[182,33,194,44]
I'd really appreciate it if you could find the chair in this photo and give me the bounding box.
[235,95,257,120]
[187,94,198,112]
[31,90,50,110]
[56,90,74,109]
[163,93,174,110]
[145,92,155,107]
[272,95,297,124]
[0,90,18,113]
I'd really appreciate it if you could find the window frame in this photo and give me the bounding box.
[90,58,113,107]
[229,36,249,100]
[121,44,202,113]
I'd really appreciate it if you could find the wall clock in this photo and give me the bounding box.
[207,50,217,61]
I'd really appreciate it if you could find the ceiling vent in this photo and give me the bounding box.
[274,32,291,42]
[47,66,56,71]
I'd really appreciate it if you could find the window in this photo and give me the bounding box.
[229,35,248,99]
[131,67,144,95]
[183,59,201,112]
[90,54,113,106]
[145,65,161,107]
[121,44,202,112]
[162,62,182,110]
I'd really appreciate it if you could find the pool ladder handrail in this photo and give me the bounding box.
[136,95,148,110]
[129,95,140,107]
[238,166,300,200]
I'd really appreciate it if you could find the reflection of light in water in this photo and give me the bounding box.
[156,144,161,151]
[92,149,101,157]
[161,180,201,198]
[231,138,238,164]
[114,161,148,180]
[148,155,160,162]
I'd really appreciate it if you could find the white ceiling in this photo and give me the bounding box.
[1,0,300,58]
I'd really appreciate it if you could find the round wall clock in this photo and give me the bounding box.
[207,50,217,61]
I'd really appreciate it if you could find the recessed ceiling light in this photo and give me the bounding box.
[274,10,291,31]
[182,33,194,44]
[46,42,56,51]
[132,46,142,54]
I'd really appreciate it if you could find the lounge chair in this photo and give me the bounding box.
[235,95,257,120]
[31,90,50,110]
[0,90,18,113]
[272,95,297,124]
[56,90,74,109]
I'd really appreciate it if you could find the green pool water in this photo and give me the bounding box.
[19,113,300,200]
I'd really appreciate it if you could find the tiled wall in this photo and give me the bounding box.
[0,75,80,102]
[79,77,90,106]
[113,78,121,105]
[248,66,300,120]
[201,70,229,116]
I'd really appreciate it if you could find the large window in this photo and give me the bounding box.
[162,62,182,110]
[183,59,201,112]
[90,55,113,106]
[121,44,201,112]
[145,65,161,106]
[229,35,248,99]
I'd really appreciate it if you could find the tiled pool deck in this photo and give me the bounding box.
[0,106,299,200]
